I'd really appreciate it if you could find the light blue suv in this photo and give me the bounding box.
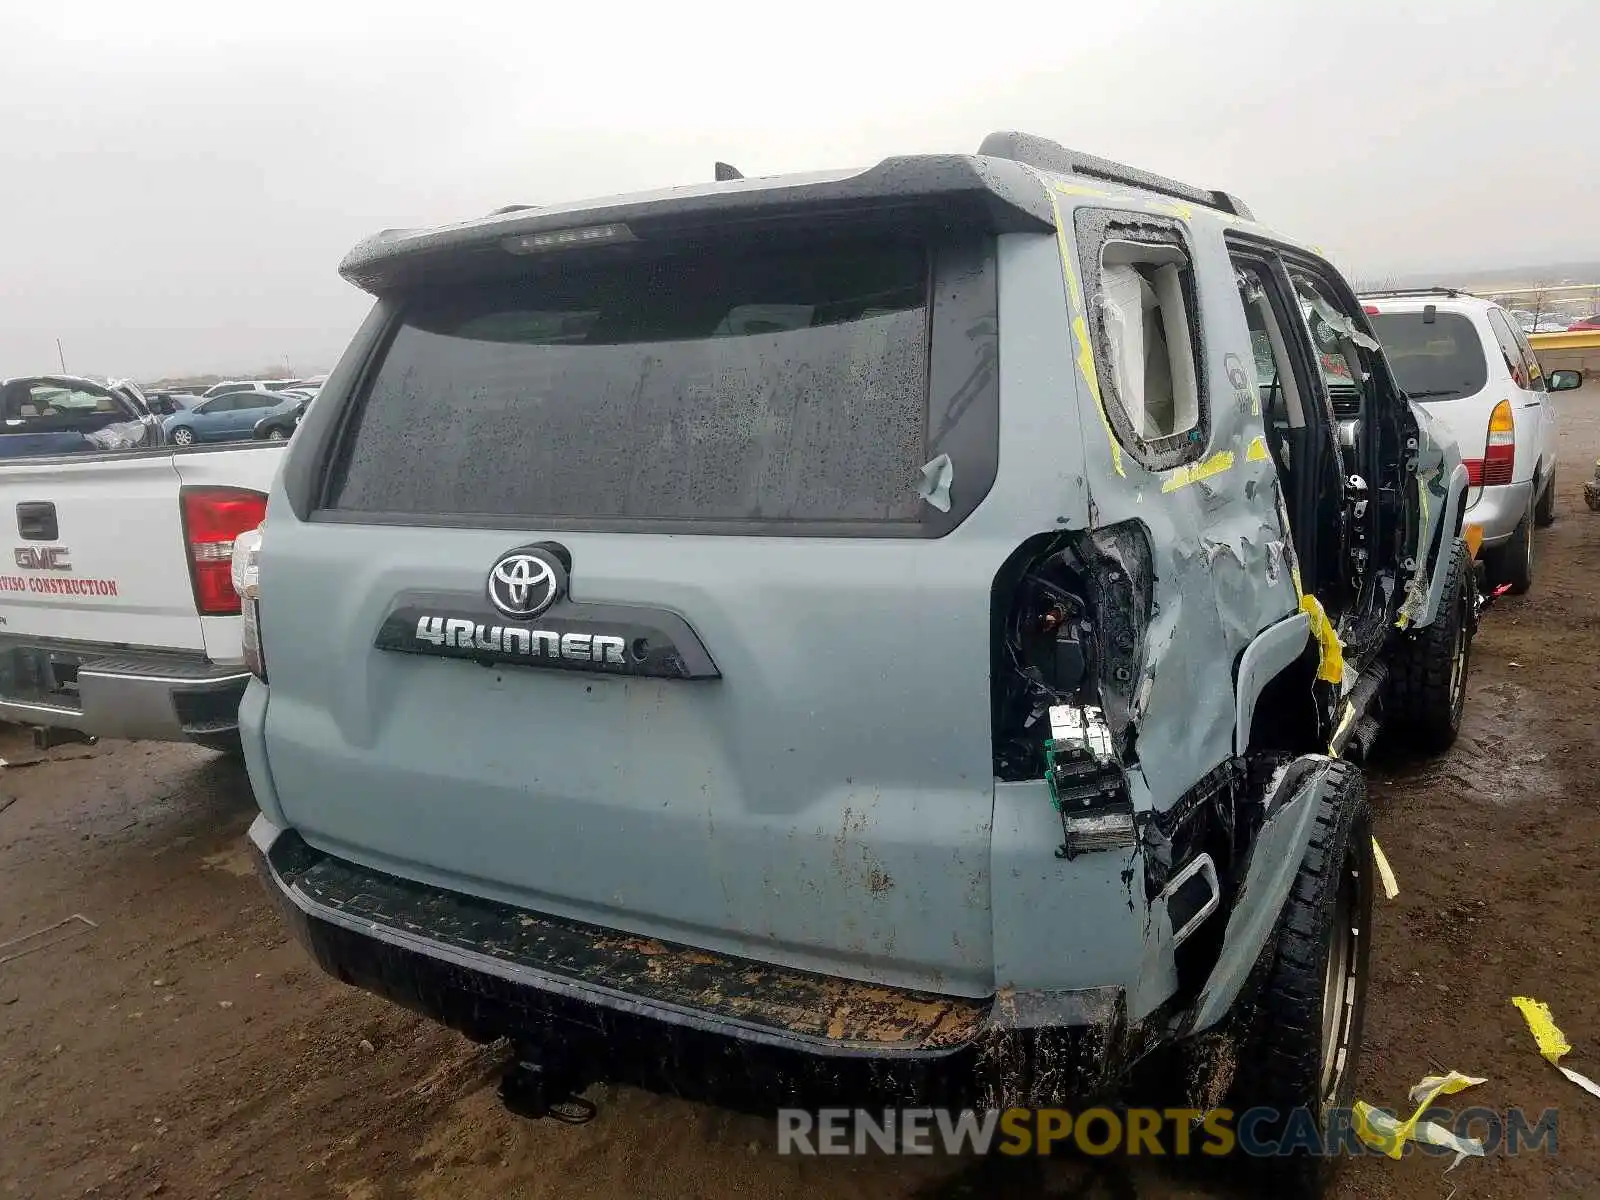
[163,389,296,445]
[235,132,1474,1194]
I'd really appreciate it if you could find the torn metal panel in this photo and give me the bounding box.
[1187,757,1335,1033]
[1233,611,1312,757]
[1034,202,1301,824]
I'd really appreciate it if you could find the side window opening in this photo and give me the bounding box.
[1075,213,1208,469]
[1237,268,1307,435]
[1099,242,1199,442]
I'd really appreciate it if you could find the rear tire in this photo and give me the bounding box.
[1227,760,1372,1198]
[1389,537,1473,753]
[1484,504,1534,595]
[171,427,195,447]
[1534,471,1556,527]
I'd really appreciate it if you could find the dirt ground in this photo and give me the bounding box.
[3,396,1599,1200]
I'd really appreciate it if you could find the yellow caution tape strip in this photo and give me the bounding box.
[1046,188,1123,478]
[1371,838,1399,899]
[1160,450,1235,493]
[1511,996,1600,1098]
[1299,593,1345,684]
[1353,1072,1487,1167]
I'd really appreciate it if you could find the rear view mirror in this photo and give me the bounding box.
[1549,369,1584,392]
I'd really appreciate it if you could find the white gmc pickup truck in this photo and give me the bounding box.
[0,444,283,750]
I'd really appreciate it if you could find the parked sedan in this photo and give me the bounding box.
[163,389,300,446]
[252,391,315,441]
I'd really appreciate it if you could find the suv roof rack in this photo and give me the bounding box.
[1356,286,1472,299]
[976,130,1254,220]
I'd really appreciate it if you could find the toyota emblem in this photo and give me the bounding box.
[487,547,567,619]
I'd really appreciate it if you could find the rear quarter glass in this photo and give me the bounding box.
[317,232,999,537]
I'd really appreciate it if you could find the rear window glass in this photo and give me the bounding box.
[327,239,932,524]
[1367,313,1488,403]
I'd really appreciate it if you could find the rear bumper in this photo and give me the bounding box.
[0,638,248,744]
[1466,480,1533,546]
[250,814,1132,1111]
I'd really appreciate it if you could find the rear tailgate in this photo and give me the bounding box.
[0,452,203,649]
[263,223,1008,997]
[1366,305,1538,507]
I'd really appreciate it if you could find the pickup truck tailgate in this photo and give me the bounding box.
[0,454,204,650]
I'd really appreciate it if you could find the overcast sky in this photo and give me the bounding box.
[2,0,1593,380]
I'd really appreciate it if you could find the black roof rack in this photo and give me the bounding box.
[1355,286,1472,299]
[976,130,1254,220]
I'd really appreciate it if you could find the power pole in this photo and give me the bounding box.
[55,339,66,373]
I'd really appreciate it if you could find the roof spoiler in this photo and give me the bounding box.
[976,130,1254,220]
[339,155,1056,294]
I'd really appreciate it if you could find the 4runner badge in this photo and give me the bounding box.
[487,547,565,619]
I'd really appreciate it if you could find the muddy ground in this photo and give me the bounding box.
[3,395,1599,1200]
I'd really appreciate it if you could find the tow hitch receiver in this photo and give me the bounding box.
[498,1052,597,1125]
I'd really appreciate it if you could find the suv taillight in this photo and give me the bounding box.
[1482,399,1516,486]
[231,525,266,680]
[180,487,267,617]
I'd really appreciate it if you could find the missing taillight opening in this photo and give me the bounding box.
[180,487,267,617]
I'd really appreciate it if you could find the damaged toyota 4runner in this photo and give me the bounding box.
[237,132,1473,1185]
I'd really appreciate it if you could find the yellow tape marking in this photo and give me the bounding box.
[1513,996,1573,1065]
[1246,435,1270,463]
[1160,450,1234,493]
[1300,593,1345,683]
[1354,1072,1486,1160]
[1371,838,1399,898]
[1052,181,1112,199]
[1047,189,1123,477]
[1328,702,1356,757]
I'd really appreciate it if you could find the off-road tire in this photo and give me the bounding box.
[1389,537,1474,754]
[1227,760,1373,1198]
[1484,504,1534,595]
[1534,471,1556,527]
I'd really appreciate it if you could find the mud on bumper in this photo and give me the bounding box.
[250,816,1131,1112]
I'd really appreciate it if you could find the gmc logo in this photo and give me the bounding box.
[15,546,71,571]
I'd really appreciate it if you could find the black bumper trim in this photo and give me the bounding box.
[252,819,1132,1110]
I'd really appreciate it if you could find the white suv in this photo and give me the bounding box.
[1363,289,1581,593]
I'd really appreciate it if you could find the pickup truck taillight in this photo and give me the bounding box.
[180,487,268,617]
[231,525,265,681]
[1465,399,1516,487]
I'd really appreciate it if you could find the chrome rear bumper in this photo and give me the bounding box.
[0,638,248,744]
